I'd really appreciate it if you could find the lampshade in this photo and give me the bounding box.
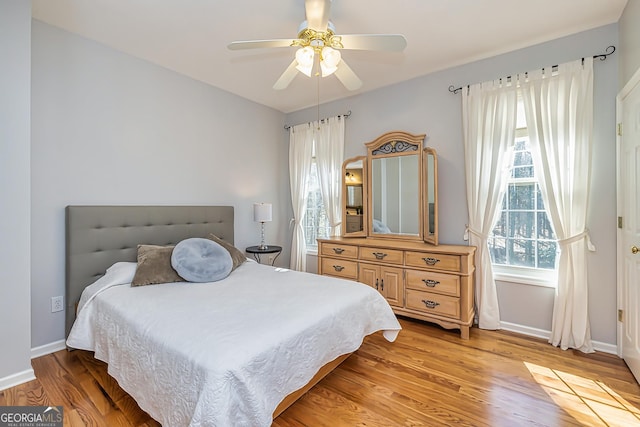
[320,46,341,77]
[295,47,315,77]
[253,203,272,222]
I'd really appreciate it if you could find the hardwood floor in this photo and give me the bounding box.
[2,317,639,426]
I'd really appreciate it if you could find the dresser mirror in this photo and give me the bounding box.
[366,131,424,241]
[424,147,439,245]
[341,131,439,244]
[342,156,367,237]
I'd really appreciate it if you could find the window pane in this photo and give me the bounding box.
[492,211,507,237]
[304,161,330,248]
[507,238,535,267]
[537,212,555,240]
[536,187,546,210]
[508,211,535,239]
[488,236,506,264]
[514,139,527,151]
[513,150,533,167]
[537,241,557,269]
[508,183,534,210]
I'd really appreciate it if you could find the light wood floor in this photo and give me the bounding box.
[2,317,639,426]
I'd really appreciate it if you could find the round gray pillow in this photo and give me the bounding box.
[171,238,233,283]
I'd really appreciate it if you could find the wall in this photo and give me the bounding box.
[0,0,34,389]
[287,24,619,346]
[30,21,290,348]
[619,0,640,87]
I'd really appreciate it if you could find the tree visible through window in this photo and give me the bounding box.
[489,132,558,270]
[488,99,558,274]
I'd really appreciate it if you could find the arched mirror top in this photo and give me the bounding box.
[365,131,426,158]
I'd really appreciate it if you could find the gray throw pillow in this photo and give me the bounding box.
[131,244,186,287]
[171,238,233,283]
[208,234,247,271]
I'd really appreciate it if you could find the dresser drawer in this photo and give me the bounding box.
[320,243,358,259]
[359,246,403,264]
[405,251,461,272]
[406,290,460,319]
[405,270,460,297]
[320,258,358,279]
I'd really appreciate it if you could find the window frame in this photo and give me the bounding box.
[491,128,558,288]
[303,149,331,253]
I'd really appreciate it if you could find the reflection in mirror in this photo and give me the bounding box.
[342,157,367,236]
[371,155,420,235]
[424,147,438,245]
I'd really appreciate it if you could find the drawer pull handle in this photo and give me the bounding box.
[375,278,379,290]
[422,300,440,309]
[380,279,384,291]
[333,248,345,254]
[372,252,387,260]
[332,265,345,272]
[422,279,440,287]
[422,257,440,266]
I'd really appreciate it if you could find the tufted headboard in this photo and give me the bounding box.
[65,205,235,338]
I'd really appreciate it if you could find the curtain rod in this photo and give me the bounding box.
[284,110,351,131]
[447,45,616,95]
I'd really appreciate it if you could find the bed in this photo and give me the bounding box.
[64,205,401,426]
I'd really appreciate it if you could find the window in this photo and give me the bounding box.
[304,155,331,250]
[488,108,558,284]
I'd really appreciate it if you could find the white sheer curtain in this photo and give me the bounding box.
[315,116,345,237]
[289,123,315,271]
[462,79,518,330]
[520,58,595,352]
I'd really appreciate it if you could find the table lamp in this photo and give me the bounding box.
[253,203,272,250]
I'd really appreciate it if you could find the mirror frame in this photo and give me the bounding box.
[365,131,426,241]
[423,147,439,245]
[342,156,368,237]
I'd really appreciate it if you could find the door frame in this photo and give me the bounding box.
[616,65,640,357]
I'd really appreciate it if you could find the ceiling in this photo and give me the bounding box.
[32,0,628,113]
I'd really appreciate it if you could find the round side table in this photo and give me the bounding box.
[245,245,282,266]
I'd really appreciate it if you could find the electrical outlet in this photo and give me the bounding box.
[51,296,64,313]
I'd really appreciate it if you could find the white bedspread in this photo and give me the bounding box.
[67,260,401,427]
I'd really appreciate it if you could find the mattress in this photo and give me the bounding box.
[67,260,401,426]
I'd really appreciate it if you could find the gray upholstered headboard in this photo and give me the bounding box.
[65,205,235,338]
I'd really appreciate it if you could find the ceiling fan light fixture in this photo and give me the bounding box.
[295,46,315,77]
[320,46,341,77]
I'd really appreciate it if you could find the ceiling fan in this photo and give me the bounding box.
[227,0,407,91]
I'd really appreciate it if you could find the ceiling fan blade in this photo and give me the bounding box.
[334,59,362,91]
[305,0,331,31]
[227,39,296,50]
[273,60,300,90]
[337,34,407,52]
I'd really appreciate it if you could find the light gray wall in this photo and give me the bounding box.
[619,0,640,88]
[30,21,290,348]
[288,24,619,345]
[0,0,33,387]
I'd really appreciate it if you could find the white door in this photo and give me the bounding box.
[618,68,640,384]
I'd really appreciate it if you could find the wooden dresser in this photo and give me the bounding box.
[318,237,476,339]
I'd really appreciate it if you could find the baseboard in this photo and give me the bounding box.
[591,341,617,355]
[500,321,617,355]
[31,339,66,359]
[0,368,35,392]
